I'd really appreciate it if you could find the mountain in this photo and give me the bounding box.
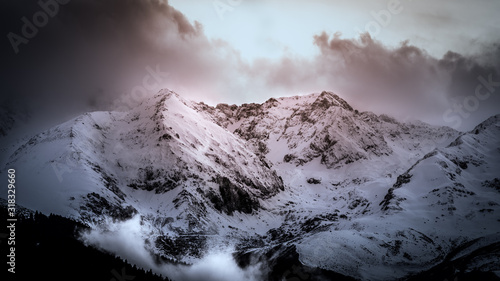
[288,113,500,280]
[2,89,499,280]
[4,90,283,226]
[202,91,457,171]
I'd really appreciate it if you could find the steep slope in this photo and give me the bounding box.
[193,91,498,280]
[288,115,500,280]
[2,89,498,280]
[381,114,500,216]
[200,91,458,173]
[3,90,284,229]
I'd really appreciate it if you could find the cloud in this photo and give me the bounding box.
[80,215,264,281]
[1,0,234,124]
[80,215,156,269]
[243,32,500,130]
[1,0,499,133]
[171,250,263,281]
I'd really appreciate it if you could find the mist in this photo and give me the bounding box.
[80,215,264,281]
[1,0,499,136]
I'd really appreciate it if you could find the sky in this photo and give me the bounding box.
[1,0,500,132]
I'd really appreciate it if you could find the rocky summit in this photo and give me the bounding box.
[2,89,499,280]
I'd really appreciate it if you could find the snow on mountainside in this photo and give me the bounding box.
[291,115,500,280]
[4,90,283,226]
[2,89,499,280]
[199,91,457,170]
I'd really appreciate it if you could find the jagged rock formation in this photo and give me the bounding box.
[2,89,499,280]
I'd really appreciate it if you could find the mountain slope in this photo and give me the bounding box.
[290,114,500,280]
[201,91,458,173]
[2,89,499,280]
[4,90,284,227]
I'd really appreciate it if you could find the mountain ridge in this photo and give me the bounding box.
[2,89,499,280]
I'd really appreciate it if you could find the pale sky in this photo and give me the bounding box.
[170,0,500,61]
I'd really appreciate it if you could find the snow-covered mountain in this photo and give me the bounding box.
[2,89,499,280]
[4,90,283,227]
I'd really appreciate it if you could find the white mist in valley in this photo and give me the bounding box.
[80,215,264,281]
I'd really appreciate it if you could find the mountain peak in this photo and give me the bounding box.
[470,114,500,134]
[311,91,354,112]
[154,88,178,99]
[4,87,499,280]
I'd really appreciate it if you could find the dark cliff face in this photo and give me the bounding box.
[210,176,259,215]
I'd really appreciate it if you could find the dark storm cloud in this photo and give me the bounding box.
[1,0,234,128]
[1,0,499,133]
